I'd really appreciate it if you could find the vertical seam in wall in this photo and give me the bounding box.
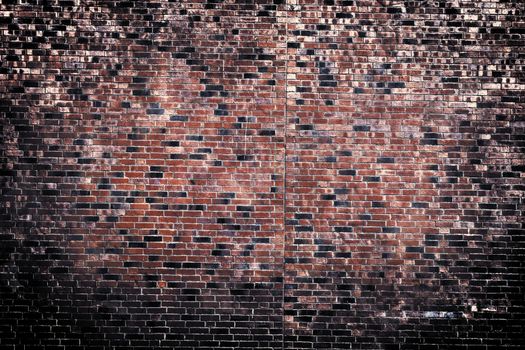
[282,1,289,349]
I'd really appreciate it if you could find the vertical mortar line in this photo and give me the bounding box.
[282,1,290,349]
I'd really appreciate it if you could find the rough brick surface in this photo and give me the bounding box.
[0,0,523,349]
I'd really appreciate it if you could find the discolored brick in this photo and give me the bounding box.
[0,1,523,349]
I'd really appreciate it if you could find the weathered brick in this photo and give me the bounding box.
[0,0,523,349]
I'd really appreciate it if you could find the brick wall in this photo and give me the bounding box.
[0,1,523,349]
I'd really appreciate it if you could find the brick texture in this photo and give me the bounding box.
[0,1,523,349]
